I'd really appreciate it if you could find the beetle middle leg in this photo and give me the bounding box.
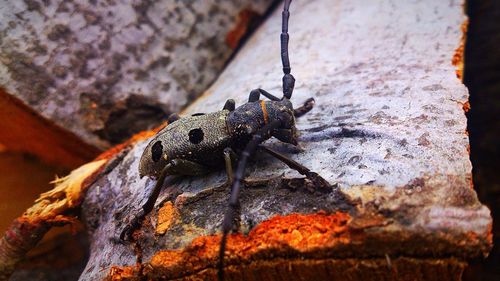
[248,88,280,102]
[223,147,237,185]
[223,99,236,111]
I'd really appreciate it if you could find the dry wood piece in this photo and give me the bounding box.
[0,129,156,280]
[0,0,272,155]
[75,0,492,280]
[2,0,491,280]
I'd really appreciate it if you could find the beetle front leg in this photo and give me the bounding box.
[120,163,172,241]
[120,159,210,241]
[294,98,315,118]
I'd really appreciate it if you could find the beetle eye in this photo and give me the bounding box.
[188,128,204,144]
[151,141,163,162]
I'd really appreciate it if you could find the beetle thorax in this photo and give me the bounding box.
[227,99,297,147]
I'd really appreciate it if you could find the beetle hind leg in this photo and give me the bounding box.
[259,145,332,192]
[167,113,180,123]
[120,159,210,241]
[168,159,210,176]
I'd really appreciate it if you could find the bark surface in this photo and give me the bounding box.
[0,0,271,149]
[11,0,490,280]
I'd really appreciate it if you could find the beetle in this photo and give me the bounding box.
[120,0,332,279]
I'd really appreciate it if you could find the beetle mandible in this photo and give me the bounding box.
[120,0,332,278]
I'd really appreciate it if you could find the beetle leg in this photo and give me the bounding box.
[223,99,236,111]
[258,145,332,192]
[168,159,210,176]
[273,128,298,145]
[120,159,209,241]
[120,163,172,241]
[294,98,315,118]
[248,88,281,102]
[218,119,283,280]
[167,113,180,123]
[223,148,237,185]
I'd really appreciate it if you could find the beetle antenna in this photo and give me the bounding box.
[218,119,283,281]
[281,0,295,100]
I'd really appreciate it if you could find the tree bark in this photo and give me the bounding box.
[77,0,492,280]
[0,0,272,166]
[1,0,492,280]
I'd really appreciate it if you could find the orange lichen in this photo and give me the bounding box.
[107,208,492,280]
[144,212,351,278]
[225,9,260,49]
[462,100,471,112]
[95,125,163,161]
[108,265,140,281]
[156,202,179,235]
[452,20,468,80]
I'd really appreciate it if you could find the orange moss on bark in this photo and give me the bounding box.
[110,212,352,279]
[156,202,179,235]
[106,210,486,281]
[452,20,468,80]
[225,9,261,49]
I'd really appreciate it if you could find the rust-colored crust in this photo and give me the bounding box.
[226,9,261,49]
[156,202,179,235]
[452,19,468,80]
[107,212,488,280]
[462,100,471,113]
[0,87,101,168]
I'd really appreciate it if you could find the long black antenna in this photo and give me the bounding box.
[218,2,295,279]
[217,119,283,281]
[281,0,295,99]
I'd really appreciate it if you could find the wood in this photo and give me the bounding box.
[0,0,272,150]
[1,0,492,280]
[0,89,100,168]
[76,0,492,280]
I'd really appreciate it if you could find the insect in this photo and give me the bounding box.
[120,0,332,279]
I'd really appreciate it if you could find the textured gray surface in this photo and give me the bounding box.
[187,0,471,190]
[0,0,270,147]
[79,0,491,280]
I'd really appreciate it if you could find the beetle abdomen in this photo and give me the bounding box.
[161,110,232,166]
[139,110,232,177]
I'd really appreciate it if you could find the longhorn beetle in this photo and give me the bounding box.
[120,0,332,279]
